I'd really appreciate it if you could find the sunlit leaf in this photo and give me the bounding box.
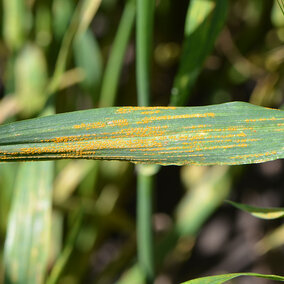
[226,200,284,219]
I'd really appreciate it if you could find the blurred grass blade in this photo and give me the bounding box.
[226,200,284,219]
[35,2,52,48]
[53,160,94,203]
[3,0,28,50]
[15,44,48,117]
[0,163,18,234]
[77,0,101,34]
[100,0,136,107]
[47,1,81,95]
[170,0,228,106]
[181,272,284,284]
[48,0,101,96]
[0,102,284,165]
[176,166,231,236]
[277,0,284,15]
[48,211,63,272]
[118,166,234,284]
[73,29,102,100]
[52,0,74,40]
[47,210,83,284]
[256,224,284,255]
[157,166,233,267]
[4,161,54,284]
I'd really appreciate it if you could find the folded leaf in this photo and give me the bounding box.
[0,102,283,165]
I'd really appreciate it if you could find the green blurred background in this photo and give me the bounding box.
[0,0,284,283]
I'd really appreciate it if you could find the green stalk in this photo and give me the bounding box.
[136,0,155,282]
[99,0,136,107]
[136,0,154,106]
[137,170,154,281]
[136,165,158,283]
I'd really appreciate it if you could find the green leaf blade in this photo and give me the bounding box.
[170,0,228,106]
[226,200,284,219]
[0,102,283,165]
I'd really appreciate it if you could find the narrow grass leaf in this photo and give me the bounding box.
[48,0,101,96]
[0,102,283,165]
[100,0,136,107]
[170,0,228,106]
[226,200,284,219]
[181,272,284,284]
[47,210,83,284]
[47,1,80,95]
[77,0,101,34]
[4,161,54,284]
[256,224,284,255]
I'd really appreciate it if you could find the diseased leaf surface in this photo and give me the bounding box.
[0,102,283,165]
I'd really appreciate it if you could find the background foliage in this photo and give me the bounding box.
[0,0,284,283]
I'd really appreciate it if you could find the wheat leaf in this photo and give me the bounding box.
[0,102,283,165]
